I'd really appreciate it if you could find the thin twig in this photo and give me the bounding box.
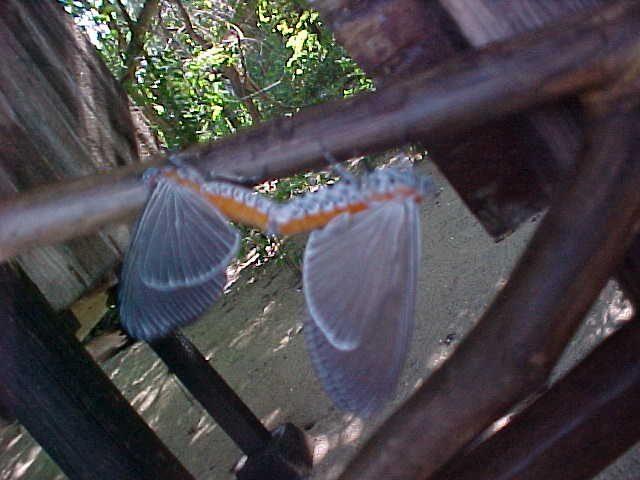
[119,0,161,86]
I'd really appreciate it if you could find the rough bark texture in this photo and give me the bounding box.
[0,264,194,479]
[2,0,639,262]
[312,0,613,238]
[0,0,142,309]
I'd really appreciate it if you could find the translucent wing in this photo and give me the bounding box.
[119,178,239,341]
[119,267,226,341]
[303,199,420,414]
[136,177,239,290]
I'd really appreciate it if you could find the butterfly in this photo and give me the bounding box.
[119,161,433,415]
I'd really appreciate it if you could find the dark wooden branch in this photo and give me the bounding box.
[0,264,194,479]
[0,0,638,262]
[601,53,640,309]
[231,25,293,113]
[431,0,611,224]
[617,243,640,307]
[105,1,130,53]
[170,0,211,48]
[149,332,272,455]
[129,88,176,135]
[313,0,611,237]
[314,0,464,81]
[114,0,135,33]
[336,92,640,478]
[220,64,263,122]
[0,162,151,262]
[429,315,640,480]
[167,1,264,122]
[222,102,243,131]
[150,332,312,477]
[120,0,161,85]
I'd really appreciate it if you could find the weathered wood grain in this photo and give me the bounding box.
[438,0,613,226]
[337,93,640,480]
[0,264,194,479]
[0,0,142,309]
[1,0,638,262]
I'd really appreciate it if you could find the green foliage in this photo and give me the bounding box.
[60,0,372,147]
[136,44,244,147]
[262,170,333,203]
[247,0,372,112]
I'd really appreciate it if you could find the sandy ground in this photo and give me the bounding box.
[1,161,638,479]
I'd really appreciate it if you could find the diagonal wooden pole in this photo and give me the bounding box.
[337,87,640,479]
[0,263,194,479]
[0,0,639,262]
[149,332,272,455]
[429,315,640,480]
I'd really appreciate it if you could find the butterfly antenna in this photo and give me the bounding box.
[360,156,375,172]
[322,151,358,183]
[208,171,263,185]
[166,150,192,168]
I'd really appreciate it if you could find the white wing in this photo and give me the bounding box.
[303,198,420,414]
[119,178,238,341]
[119,266,226,341]
[135,177,239,290]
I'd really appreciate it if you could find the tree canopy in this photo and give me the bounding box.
[59,0,374,260]
[59,0,372,149]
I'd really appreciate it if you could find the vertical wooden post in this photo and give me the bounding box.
[150,333,313,479]
[150,332,271,455]
[0,264,193,480]
[430,315,640,480]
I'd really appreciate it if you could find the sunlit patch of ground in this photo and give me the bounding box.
[1,163,638,479]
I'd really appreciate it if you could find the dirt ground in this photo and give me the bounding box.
[1,160,638,479]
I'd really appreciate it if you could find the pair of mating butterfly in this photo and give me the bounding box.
[119,157,433,415]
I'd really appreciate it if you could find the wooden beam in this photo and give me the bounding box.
[312,0,610,237]
[149,332,272,455]
[336,95,640,479]
[0,264,194,479]
[0,0,638,261]
[430,315,640,480]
